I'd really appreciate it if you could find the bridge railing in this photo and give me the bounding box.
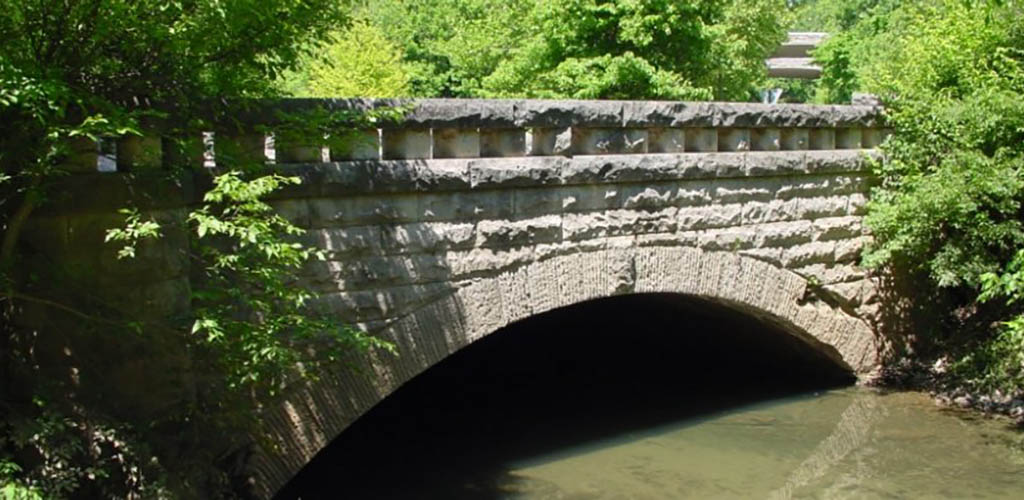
[66,98,887,173]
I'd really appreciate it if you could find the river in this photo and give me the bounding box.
[277,294,1024,499]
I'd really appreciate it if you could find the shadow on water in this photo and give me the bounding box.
[276,293,855,500]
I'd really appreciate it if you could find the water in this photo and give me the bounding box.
[497,388,1024,499]
[279,295,1024,499]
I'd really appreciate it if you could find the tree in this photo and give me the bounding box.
[0,1,393,497]
[814,0,1024,391]
[479,0,788,100]
[302,21,412,97]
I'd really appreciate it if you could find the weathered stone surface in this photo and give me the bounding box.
[29,97,892,500]
[515,99,622,128]
[470,157,566,189]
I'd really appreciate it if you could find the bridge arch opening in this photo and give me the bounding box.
[276,292,855,499]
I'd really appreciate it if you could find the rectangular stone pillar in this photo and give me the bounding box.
[751,128,781,151]
[685,128,718,152]
[572,128,647,155]
[648,128,686,153]
[329,129,380,161]
[836,128,863,149]
[809,129,835,150]
[276,131,325,163]
[529,128,572,156]
[781,129,810,150]
[433,128,480,158]
[215,130,266,166]
[480,129,527,157]
[116,134,162,170]
[862,129,887,148]
[382,129,432,160]
[718,128,751,152]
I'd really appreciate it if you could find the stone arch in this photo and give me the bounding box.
[252,246,878,497]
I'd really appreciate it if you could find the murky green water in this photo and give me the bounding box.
[487,388,1024,499]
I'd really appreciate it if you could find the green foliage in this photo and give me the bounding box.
[352,0,786,100]
[105,209,163,260]
[0,0,380,497]
[188,172,391,394]
[292,21,412,97]
[481,0,787,100]
[831,0,1024,390]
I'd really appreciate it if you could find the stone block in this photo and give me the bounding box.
[685,128,718,152]
[475,215,562,248]
[382,129,432,160]
[862,129,886,148]
[529,128,573,156]
[515,99,623,128]
[751,128,781,151]
[215,131,266,166]
[432,128,480,158]
[648,128,686,153]
[835,128,863,149]
[329,129,380,161]
[718,128,751,152]
[276,132,325,163]
[480,128,527,157]
[469,157,565,189]
[60,136,99,173]
[380,222,475,253]
[809,129,835,150]
[117,134,162,170]
[781,128,810,150]
[571,128,647,155]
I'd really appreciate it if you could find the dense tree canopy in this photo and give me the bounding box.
[287,0,788,100]
[801,0,1024,391]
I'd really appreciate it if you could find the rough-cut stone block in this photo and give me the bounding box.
[307,226,384,256]
[514,188,563,216]
[780,128,809,150]
[116,135,162,170]
[835,128,863,149]
[469,157,565,189]
[677,204,743,230]
[648,128,686,153]
[515,100,623,128]
[382,129,432,160]
[571,128,647,155]
[215,131,266,166]
[419,190,514,221]
[380,222,475,253]
[718,128,751,152]
[475,215,562,248]
[745,151,806,176]
[529,128,572,156]
[432,128,480,158]
[685,128,718,152]
[329,129,380,161]
[710,178,776,203]
[275,132,325,164]
[401,99,516,128]
[622,101,714,127]
[751,128,781,151]
[809,129,835,150]
[862,129,885,148]
[480,129,527,157]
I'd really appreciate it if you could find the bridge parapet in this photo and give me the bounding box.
[80,99,887,173]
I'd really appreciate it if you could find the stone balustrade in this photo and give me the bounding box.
[67,99,887,173]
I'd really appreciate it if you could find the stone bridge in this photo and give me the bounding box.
[23,98,886,497]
